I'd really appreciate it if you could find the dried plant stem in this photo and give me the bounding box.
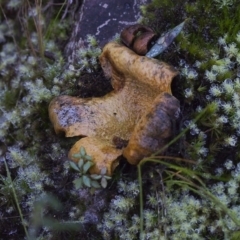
[3,158,29,239]
[34,0,44,58]
[0,4,19,50]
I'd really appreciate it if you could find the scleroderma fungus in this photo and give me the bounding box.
[49,42,180,175]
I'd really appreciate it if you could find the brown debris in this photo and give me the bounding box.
[132,31,156,55]
[120,24,156,55]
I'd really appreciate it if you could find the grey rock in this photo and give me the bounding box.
[64,0,150,61]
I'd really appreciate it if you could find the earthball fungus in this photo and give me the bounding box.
[49,42,180,176]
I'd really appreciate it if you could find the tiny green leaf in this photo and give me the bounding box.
[91,180,101,188]
[83,161,93,174]
[100,167,107,175]
[83,175,91,187]
[72,153,82,158]
[78,159,84,169]
[90,174,102,180]
[104,176,112,180]
[70,161,80,171]
[101,177,108,188]
[80,146,86,157]
[90,188,96,194]
[85,155,93,161]
[73,178,83,189]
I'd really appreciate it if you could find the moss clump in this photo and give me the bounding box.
[141,0,240,61]
[0,1,86,239]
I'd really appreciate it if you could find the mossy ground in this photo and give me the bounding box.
[1,0,240,239]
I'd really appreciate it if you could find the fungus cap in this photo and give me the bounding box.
[49,42,179,174]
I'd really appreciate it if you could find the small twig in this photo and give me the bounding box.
[3,157,29,239]
[0,4,19,51]
[145,155,197,165]
[158,170,168,240]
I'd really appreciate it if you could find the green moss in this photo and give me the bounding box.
[217,71,233,81]
[141,0,240,62]
[2,89,21,110]
[199,59,219,71]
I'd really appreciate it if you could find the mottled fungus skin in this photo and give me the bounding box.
[123,92,180,165]
[49,42,179,175]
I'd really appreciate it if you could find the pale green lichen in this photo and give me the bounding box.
[98,160,240,239]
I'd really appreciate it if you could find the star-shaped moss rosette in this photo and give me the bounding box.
[70,146,111,189]
[49,22,185,176]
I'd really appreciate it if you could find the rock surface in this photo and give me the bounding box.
[65,0,150,61]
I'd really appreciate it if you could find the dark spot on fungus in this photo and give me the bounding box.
[112,136,128,149]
